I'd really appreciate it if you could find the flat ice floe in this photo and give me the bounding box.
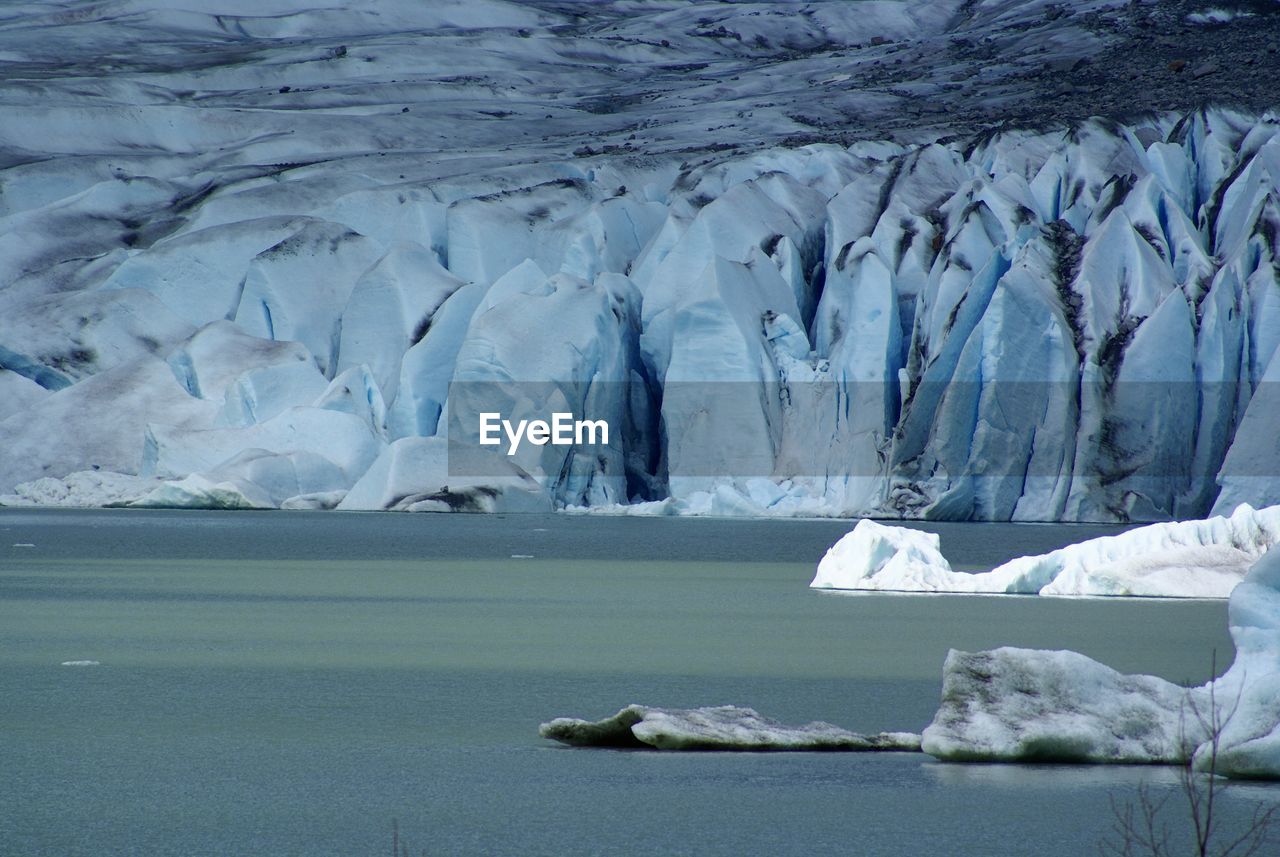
[540,704,920,752]
[811,504,1280,598]
[920,546,1280,779]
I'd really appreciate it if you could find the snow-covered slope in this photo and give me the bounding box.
[920,544,1280,779]
[811,504,1280,597]
[1,2,1278,520]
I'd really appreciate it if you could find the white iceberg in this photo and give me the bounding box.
[920,546,1280,779]
[811,519,953,590]
[1203,547,1280,778]
[540,704,920,752]
[921,647,1208,764]
[812,505,1280,598]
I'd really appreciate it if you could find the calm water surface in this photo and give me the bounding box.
[1,510,1275,856]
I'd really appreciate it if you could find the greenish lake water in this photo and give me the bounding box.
[1,510,1274,856]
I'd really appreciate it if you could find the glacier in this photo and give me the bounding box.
[0,2,1279,521]
[811,504,1280,597]
[539,704,920,752]
[920,544,1280,779]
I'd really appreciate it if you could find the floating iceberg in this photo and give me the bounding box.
[540,704,920,752]
[920,546,1280,779]
[922,647,1208,764]
[1205,547,1280,778]
[811,505,1280,597]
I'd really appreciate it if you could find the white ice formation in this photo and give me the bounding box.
[0,3,1278,520]
[539,704,920,752]
[920,545,1280,779]
[544,544,1280,776]
[812,504,1280,597]
[923,647,1207,764]
[1207,546,1280,778]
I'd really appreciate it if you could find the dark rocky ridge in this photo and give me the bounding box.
[0,1,1273,173]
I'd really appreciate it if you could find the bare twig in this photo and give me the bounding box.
[1102,652,1276,857]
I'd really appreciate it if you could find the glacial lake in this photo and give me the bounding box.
[2,509,1277,856]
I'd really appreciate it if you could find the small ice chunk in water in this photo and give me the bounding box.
[60,660,101,667]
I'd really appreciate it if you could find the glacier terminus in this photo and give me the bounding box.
[0,1,1279,522]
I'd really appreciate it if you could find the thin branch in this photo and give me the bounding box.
[1101,650,1275,857]
[1220,802,1279,857]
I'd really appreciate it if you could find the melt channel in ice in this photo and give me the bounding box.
[810,504,1280,598]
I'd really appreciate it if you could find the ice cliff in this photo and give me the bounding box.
[1,2,1278,521]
